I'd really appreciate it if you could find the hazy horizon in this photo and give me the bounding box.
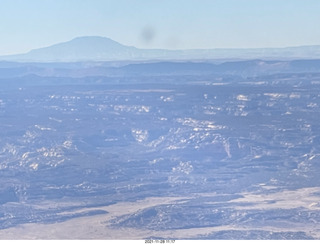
[3,35,320,57]
[0,0,320,55]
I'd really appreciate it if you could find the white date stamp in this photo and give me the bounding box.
[145,240,175,244]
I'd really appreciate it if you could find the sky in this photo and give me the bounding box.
[0,0,319,55]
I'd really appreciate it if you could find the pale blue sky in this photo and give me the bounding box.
[0,0,319,55]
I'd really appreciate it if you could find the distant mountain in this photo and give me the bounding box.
[0,36,320,62]
[1,36,140,62]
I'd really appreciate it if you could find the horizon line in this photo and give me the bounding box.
[1,35,320,57]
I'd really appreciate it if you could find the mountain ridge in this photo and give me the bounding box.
[1,36,320,62]
[1,58,320,80]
